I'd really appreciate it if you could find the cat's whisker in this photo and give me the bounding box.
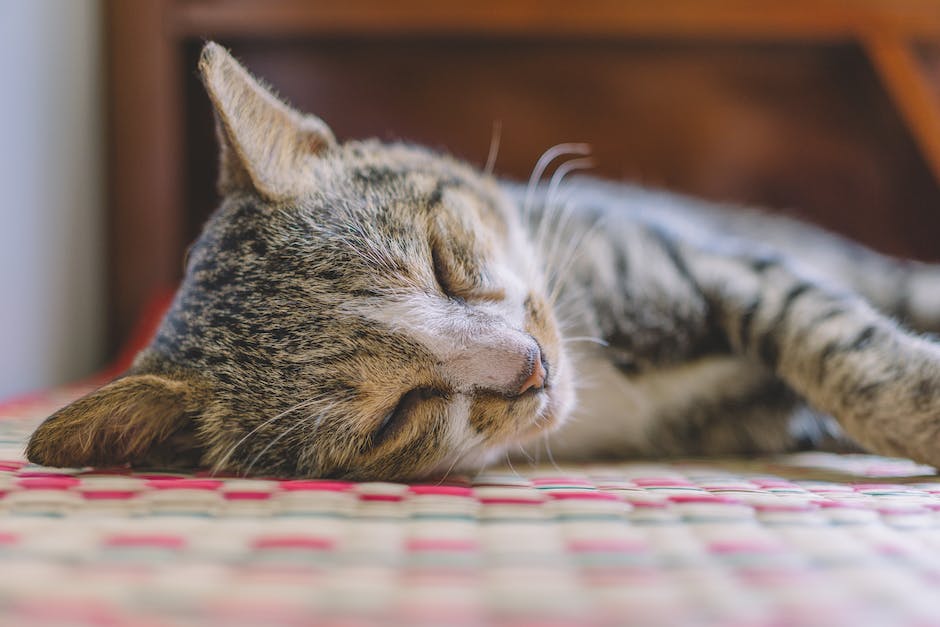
[535,165,585,258]
[548,220,605,306]
[483,120,502,176]
[554,293,592,328]
[542,194,580,277]
[543,434,562,472]
[212,396,324,475]
[542,202,595,303]
[504,450,522,479]
[242,417,307,477]
[536,167,595,287]
[549,217,603,291]
[571,374,602,392]
[298,410,335,470]
[550,208,599,271]
[515,443,535,464]
[474,455,491,479]
[536,193,574,281]
[295,403,338,473]
[306,404,336,442]
[436,438,482,486]
[546,158,594,209]
[435,456,466,486]
[523,143,591,221]
[563,336,610,347]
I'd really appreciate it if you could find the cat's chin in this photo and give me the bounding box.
[420,391,572,480]
[506,383,574,447]
[529,365,576,436]
[518,403,561,439]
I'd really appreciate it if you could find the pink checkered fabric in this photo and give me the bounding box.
[1,387,939,626]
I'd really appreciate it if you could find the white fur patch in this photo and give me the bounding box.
[544,351,754,459]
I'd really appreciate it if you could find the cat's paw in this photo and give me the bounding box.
[835,341,940,470]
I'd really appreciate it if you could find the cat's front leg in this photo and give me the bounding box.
[693,250,940,467]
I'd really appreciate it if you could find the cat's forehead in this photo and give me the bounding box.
[340,140,479,177]
[317,141,498,206]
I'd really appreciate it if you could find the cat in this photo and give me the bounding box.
[25,42,940,480]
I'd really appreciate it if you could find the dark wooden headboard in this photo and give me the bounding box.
[105,0,940,355]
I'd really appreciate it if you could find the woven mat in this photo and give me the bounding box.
[2,388,940,626]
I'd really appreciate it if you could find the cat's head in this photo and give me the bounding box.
[26,43,575,480]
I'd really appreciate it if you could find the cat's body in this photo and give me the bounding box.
[25,43,940,479]
[522,180,936,461]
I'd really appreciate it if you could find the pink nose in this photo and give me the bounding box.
[516,350,547,395]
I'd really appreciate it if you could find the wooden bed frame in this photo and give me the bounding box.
[105,0,940,355]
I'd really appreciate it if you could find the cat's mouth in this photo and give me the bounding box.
[512,386,560,439]
[512,352,573,443]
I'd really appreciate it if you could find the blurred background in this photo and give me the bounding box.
[0,0,103,399]
[1,0,940,399]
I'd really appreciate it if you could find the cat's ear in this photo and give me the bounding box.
[25,374,206,468]
[198,41,336,200]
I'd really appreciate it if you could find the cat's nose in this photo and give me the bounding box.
[440,331,547,396]
[515,346,547,396]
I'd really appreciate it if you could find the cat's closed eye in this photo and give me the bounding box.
[431,243,507,304]
[430,244,462,301]
[372,387,445,447]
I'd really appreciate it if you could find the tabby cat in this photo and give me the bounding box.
[25,43,940,480]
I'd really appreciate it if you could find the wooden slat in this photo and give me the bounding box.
[864,33,940,185]
[169,0,940,39]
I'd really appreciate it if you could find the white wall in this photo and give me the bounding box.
[0,0,104,398]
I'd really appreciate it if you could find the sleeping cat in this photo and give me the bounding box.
[25,42,940,480]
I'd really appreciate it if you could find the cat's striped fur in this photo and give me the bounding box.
[25,43,940,479]
[527,181,940,463]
